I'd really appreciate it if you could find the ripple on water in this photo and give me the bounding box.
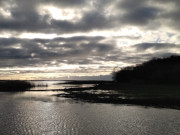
[0,93,180,135]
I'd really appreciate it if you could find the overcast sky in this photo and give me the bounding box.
[0,0,180,80]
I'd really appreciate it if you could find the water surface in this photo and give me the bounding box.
[0,81,180,135]
[29,80,94,91]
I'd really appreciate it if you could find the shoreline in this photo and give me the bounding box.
[1,80,180,109]
[55,81,180,109]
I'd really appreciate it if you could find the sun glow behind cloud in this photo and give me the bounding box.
[40,5,82,21]
[0,7,11,18]
[0,0,180,80]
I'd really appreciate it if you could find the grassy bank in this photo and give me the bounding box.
[0,80,34,92]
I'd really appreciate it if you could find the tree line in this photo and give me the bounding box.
[113,55,180,84]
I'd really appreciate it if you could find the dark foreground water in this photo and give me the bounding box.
[0,81,180,135]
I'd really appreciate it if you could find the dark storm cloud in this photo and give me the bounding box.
[101,42,180,65]
[0,38,21,46]
[1,36,179,68]
[0,0,50,32]
[134,43,179,51]
[55,36,105,42]
[0,36,117,67]
[51,10,112,32]
[116,0,180,30]
[117,0,146,9]
[121,7,160,26]
[0,48,31,59]
[0,1,112,33]
[153,0,180,6]
[1,0,86,9]
[115,0,163,29]
[160,9,180,30]
[33,36,105,44]
[130,43,180,64]
[0,0,180,72]
[47,0,86,7]
[38,42,114,59]
[0,0,180,33]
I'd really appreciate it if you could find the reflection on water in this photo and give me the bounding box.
[29,80,66,90]
[29,80,94,91]
[0,91,180,135]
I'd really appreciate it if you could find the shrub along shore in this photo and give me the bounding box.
[0,80,34,92]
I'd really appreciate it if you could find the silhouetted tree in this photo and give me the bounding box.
[113,55,180,84]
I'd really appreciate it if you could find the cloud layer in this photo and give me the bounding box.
[0,0,180,79]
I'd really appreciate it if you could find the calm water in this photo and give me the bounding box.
[0,81,180,135]
[29,80,94,90]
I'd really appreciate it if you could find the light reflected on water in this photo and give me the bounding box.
[29,80,94,91]
[0,81,180,135]
[29,80,66,90]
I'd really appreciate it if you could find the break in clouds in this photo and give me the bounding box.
[0,0,180,79]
